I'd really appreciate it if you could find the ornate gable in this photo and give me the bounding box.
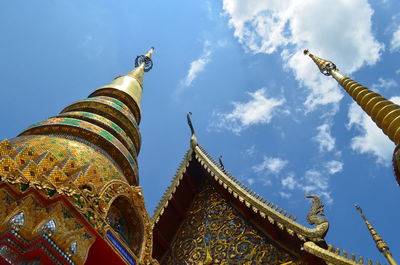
[161,181,302,265]
[152,145,329,264]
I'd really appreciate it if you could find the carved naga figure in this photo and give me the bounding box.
[306,194,329,239]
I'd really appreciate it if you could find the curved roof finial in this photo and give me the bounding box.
[218,155,225,170]
[187,112,198,148]
[305,194,329,239]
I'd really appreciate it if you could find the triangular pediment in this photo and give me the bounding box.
[161,181,301,265]
[152,146,329,264]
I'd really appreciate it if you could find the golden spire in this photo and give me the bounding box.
[355,205,397,265]
[305,50,400,185]
[90,47,155,124]
[304,49,400,144]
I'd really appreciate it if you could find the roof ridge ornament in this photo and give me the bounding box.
[355,205,397,265]
[218,155,225,170]
[187,112,198,148]
[305,49,400,186]
[305,194,329,240]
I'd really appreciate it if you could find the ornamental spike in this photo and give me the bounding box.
[187,112,198,148]
[355,205,398,265]
[305,50,400,186]
[218,155,225,170]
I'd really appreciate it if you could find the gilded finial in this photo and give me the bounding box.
[303,49,337,76]
[187,112,198,148]
[91,47,155,124]
[218,155,225,170]
[135,47,154,72]
[355,205,397,265]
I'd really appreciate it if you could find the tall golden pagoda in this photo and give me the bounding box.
[0,48,157,265]
[0,48,397,265]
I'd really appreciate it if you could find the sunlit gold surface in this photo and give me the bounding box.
[161,182,302,264]
[55,111,139,155]
[153,146,329,243]
[305,50,400,144]
[0,138,155,263]
[92,47,154,124]
[306,50,400,185]
[6,136,126,191]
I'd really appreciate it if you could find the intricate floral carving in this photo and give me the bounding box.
[162,183,300,265]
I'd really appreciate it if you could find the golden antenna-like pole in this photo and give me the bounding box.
[355,205,397,265]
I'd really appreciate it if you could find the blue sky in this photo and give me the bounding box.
[1,0,399,262]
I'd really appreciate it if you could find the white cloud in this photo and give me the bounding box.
[182,44,211,87]
[303,170,328,192]
[177,41,212,89]
[314,123,336,153]
[371,78,397,91]
[243,145,256,157]
[253,156,288,174]
[279,191,292,199]
[212,88,285,134]
[281,173,297,190]
[247,178,255,185]
[390,27,400,52]
[325,160,343,175]
[222,0,383,112]
[280,170,333,204]
[347,98,399,165]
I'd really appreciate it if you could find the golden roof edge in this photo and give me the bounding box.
[304,241,386,265]
[194,145,328,242]
[151,149,193,225]
[151,142,329,242]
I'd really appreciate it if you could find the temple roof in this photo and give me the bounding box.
[151,144,330,263]
[152,145,328,241]
[152,143,387,265]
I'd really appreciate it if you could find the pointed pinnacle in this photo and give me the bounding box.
[187,112,198,148]
[218,155,225,169]
[304,49,337,76]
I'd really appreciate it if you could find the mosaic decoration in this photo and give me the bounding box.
[0,188,95,265]
[60,100,139,143]
[56,111,140,154]
[162,182,300,265]
[89,88,142,124]
[19,118,138,184]
[64,97,137,125]
[8,136,125,189]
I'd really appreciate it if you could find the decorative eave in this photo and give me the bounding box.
[152,149,193,224]
[152,145,328,243]
[303,242,387,265]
